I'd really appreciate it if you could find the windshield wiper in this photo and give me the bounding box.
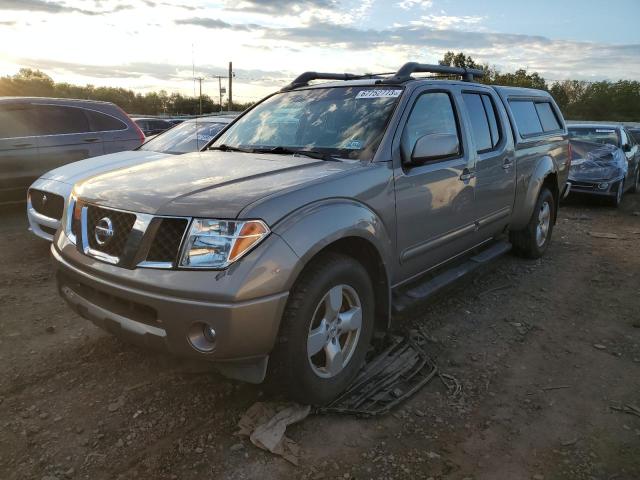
[209,144,254,153]
[253,146,341,162]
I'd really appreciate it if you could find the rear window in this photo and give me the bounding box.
[85,109,127,132]
[509,99,563,138]
[535,102,561,132]
[509,101,543,136]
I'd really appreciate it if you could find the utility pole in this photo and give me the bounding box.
[228,61,233,112]
[211,75,226,113]
[195,76,204,115]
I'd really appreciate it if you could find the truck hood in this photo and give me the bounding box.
[40,150,174,185]
[74,151,358,218]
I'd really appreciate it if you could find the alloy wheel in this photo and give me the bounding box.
[307,284,362,379]
[536,200,551,247]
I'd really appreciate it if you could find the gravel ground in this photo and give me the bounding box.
[1,193,639,480]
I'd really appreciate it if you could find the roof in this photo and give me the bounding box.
[0,96,113,105]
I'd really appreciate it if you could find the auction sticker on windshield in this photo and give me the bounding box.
[356,89,402,99]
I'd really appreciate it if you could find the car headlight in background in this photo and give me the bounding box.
[179,219,270,269]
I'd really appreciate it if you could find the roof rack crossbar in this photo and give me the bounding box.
[382,62,484,84]
[281,72,381,91]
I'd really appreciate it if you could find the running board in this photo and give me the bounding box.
[392,240,512,314]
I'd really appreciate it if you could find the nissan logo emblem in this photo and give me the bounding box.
[94,217,115,246]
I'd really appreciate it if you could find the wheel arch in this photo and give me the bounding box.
[512,155,559,230]
[274,199,393,333]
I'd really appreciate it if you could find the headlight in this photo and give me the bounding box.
[179,219,270,269]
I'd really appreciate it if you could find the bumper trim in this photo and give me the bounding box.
[61,284,167,338]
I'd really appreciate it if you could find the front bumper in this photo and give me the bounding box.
[568,178,619,197]
[52,230,299,382]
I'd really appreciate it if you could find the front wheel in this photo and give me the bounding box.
[510,187,556,259]
[610,178,625,207]
[629,168,639,194]
[268,253,374,405]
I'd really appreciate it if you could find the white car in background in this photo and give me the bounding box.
[27,116,234,240]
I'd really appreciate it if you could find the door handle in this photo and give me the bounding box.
[502,158,514,169]
[84,138,100,143]
[12,142,34,148]
[459,169,476,182]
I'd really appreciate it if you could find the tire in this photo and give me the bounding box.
[630,168,639,194]
[510,187,555,259]
[268,253,375,405]
[610,178,625,207]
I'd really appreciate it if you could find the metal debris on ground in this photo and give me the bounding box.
[237,402,311,465]
[316,330,460,417]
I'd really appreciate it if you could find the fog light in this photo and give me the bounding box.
[203,325,217,342]
[188,322,217,352]
[598,182,609,190]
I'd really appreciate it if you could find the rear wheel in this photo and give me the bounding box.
[268,253,374,405]
[511,187,555,259]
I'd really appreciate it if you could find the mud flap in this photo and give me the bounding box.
[316,330,454,417]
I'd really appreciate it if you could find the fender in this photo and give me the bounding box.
[511,155,558,230]
[273,198,394,287]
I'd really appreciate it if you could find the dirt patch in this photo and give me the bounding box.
[1,195,639,480]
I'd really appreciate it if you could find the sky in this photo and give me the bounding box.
[0,0,639,102]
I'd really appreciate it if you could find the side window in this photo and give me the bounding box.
[85,109,127,132]
[0,105,37,139]
[401,92,460,161]
[535,102,561,132]
[509,100,543,137]
[33,105,90,135]
[620,129,629,148]
[462,93,501,153]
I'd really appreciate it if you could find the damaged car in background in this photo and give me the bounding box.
[567,124,640,206]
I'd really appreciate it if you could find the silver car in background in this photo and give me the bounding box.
[1,97,145,206]
[27,116,234,240]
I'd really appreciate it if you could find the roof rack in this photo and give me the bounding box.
[281,63,484,92]
[280,72,391,91]
[382,62,484,84]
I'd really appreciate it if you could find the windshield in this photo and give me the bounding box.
[212,86,403,160]
[140,121,228,154]
[568,127,620,147]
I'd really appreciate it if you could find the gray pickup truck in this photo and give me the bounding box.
[52,63,570,404]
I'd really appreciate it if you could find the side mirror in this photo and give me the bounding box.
[622,143,631,153]
[408,133,460,165]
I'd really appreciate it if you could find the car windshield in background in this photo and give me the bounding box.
[568,127,620,147]
[212,87,403,160]
[140,121,228,154]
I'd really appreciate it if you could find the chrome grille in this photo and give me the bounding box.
[86,205,136,258]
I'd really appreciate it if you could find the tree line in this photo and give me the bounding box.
[0,69,254,115]
[2,56,639,121]
[438,51,640,122]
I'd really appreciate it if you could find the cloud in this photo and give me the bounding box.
[0,20,16,25]
[14,57,292,87]
[174,17,259,31]
[397,0,432,9]
[409,14,486,31]
[0,0,133,15]
[224,0,336,15]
